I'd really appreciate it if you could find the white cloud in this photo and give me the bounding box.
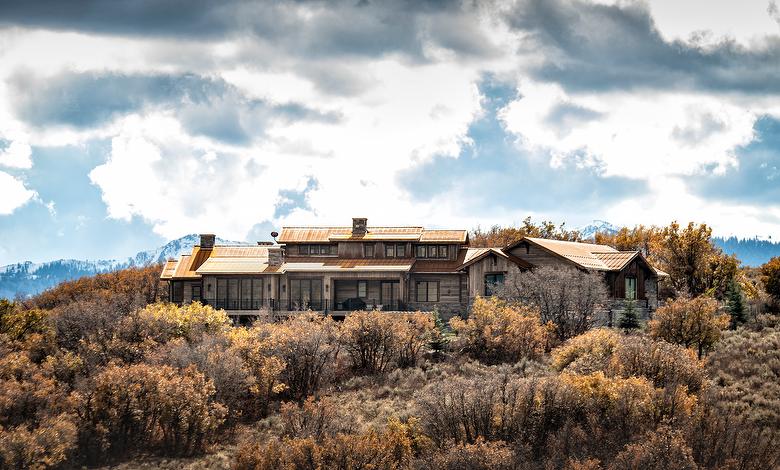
[501,80,757,179]
[0,171,35,214]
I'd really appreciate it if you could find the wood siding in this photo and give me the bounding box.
[465,254,523,302]
[508,242,568,267]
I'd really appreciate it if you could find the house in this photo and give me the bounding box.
[160,218,666,321]
[503,237,668,313]
[161,218,471,321]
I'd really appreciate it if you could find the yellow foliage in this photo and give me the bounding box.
[135,301,232,341]
[649,296,729,359]
[450,296,553,363]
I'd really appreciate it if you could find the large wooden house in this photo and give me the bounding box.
[160,218,666,320]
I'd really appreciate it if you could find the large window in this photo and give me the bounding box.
[625,277,637,300]
[385,243,406,258]
[363,243,375,258]
[216,278,265,310]
[171,281,184,303]
[484,273,505,296]
[415,245,427,258]
[290,278,323,310]
[416,281,439,302]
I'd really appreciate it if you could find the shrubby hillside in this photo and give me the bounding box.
[2,259,780,470]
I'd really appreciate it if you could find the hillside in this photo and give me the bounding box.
[0,234,238,299]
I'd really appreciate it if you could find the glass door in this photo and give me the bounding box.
[381,281,400,310]
[625,277,637,300]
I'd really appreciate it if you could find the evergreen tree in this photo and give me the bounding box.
[618,299,640,330]
[726,280,747,329]
[429,309,450,354]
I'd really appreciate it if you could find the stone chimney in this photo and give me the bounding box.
[352,217,368,236]
[199,234,216,249]
[268,247,283,266]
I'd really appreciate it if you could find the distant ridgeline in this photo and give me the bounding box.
[712,237,780,267]
[0,234,242,300]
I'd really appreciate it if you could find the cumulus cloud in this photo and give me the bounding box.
[0,171,36,215]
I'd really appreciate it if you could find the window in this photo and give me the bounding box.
[385,244,395,257]
[171,282,184,303]
[297,244,334,255]
[625,277,637,300]
[217,279,228,307]
[484,273,505,296]
[290,279,323,310]
[358,281,367,298]
[320,245,332,255]
[416,281,439,302]
[364,243,375,258]
[299,244,309,255]
[415,245,427,258]
[438,245,448,258]
[241,279,252,309]
[192,284,201,302]
[396,244,406,257]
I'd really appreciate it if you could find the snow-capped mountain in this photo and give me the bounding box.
[0,234,240,299]
[578,220,622,240]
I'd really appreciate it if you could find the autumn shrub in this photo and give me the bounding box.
[227,327,287,417]
[450,296,552,364]
[424,439,516,470]
[279,396,343,440]
[609,426,697,470]
[76,363,226,461]
[0,413,78,470]
[233,418,424,470]
[0,300,50,343]
[339,310,432,374]
[129,301,232,343]
[263,313,341,400]
[552,330,705,393]
[648,296,729,359]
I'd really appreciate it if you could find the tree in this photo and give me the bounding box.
[618,300,640,330]
[761,256,780,303]
[648,296,729,359]
[495,266,609,340]
[726,281,747,328]
[470,217,581,248]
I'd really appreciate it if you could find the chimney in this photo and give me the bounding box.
[352,217,368,236]
[268,247,283,266]
[199,234,215,249]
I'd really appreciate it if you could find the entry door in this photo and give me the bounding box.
[381,281,400,309]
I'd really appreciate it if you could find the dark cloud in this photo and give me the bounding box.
[689,116,780,205]
[0,0,493,62]
[11,71,341,144]
[399,74,646,213]
[544,102,603,136]
[506,0,780,94]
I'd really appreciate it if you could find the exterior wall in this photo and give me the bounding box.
[465,254,523,303]
[507,242,566,267]
[406,273,465,320]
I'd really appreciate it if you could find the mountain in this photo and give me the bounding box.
[0,234,239,300]
[712,236,780,267]
[578,220,621,240]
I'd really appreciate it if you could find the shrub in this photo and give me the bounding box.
[425,439,516,470]
[450,296,552,364]
[338,310,429,374]
[649,296,729,359]
[129,301,232,343]
[76,363,226,461]
[609,426,697,470]
[264,313,341,400]
[226,327,287,418]
[0,413,77,470]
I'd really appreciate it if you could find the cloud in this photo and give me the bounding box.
[506,0,780,95]
[0,171,36,215]
[10,70,341,145]
[399,75,644,219]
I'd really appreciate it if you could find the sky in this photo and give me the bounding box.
[1,0,780,265]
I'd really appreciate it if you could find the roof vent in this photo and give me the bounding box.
[352,217,367,236]
[199,234,215,249]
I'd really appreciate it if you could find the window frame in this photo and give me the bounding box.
[396,244,406,258]
[416,280,440,302]
[363,243,375,258]
[385,244,395,258]
[484,273,505,296]
[357,280,368,298]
